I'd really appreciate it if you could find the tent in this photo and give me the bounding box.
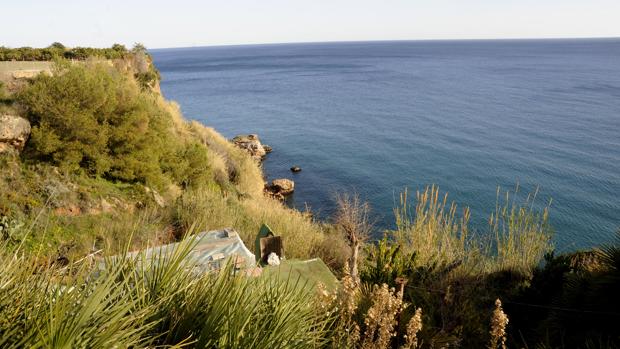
[117,228,256,274]
[106,227,338,290]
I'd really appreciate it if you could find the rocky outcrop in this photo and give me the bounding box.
[290,166,301,173]
[265,178,295,200]
[144,186,166,208]
[232,134,271,160]
[0,114,31,154]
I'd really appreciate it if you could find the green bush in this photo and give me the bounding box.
[0,44,130,61]
[164,142,213,189]
[18,62,181,188]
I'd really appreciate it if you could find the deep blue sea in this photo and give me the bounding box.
[151,39,620,251]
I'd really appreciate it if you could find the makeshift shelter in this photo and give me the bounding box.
[262,258,339,291]
[105,226,338,291]
[117,228,256,274]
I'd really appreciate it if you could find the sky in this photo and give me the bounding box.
[2,0,620,49]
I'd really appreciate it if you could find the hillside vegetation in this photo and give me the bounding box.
[0,42,131,61]
[0,55,347,269]
[0,46,618,348]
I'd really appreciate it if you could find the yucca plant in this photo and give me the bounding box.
[150,262,331,348]
[360,237,416,287]
[0,249,156,348]
[0,232,334,348]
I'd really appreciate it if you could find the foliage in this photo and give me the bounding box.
[360,237,416,287]
[0,215,24,241]
[171,188,347,268]
[0,237,330,348]
[359,185,553,347]
[18,62,182,188]
[0,43,130,61]
[134,68,160,90]
[0,81,7,101]
[165,142,213,189]
[393,185,552,274]
[509,232,620,348]
[1,86,347,265]
[4,44,617,348]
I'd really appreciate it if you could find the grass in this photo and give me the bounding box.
[393,185,553,274]
[172,188,349,271]
[354,185,554,347]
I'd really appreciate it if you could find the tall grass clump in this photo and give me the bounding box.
[0,248,156,348]
[393,185,552,273]
[394,186,472,268]
[489,186,553,273]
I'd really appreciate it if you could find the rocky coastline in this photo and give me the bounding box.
[231,133,296,201]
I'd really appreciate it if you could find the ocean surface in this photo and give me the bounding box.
[151,39,620,251]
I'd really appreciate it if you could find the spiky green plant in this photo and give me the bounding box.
[0,234,332,348]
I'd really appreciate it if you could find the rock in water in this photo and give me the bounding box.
[0,114,31,154]
[232,134,267,160]
[269,178,295,196]
[290,166,301,173]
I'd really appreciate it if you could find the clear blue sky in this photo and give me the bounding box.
[2,0,619,49]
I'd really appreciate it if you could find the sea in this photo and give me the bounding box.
[151,39,620,251]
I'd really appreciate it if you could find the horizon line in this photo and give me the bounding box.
[148,35,620,50]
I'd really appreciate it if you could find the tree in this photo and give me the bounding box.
[112,43,127,52]
[132,43,147,54]
[18,62,175,186]
[49,42,65,50]
[335,193,373,284]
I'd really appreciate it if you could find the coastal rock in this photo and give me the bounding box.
[290,166,301,173]
[232,134,267,160]
[266,178,295,197]
[263,145,272,153]
[0,114,31,154]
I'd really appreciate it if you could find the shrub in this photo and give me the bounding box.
[0,44,130,61]
[166,142,212,189]
[18,62,178,188]
[358,185,553,347]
